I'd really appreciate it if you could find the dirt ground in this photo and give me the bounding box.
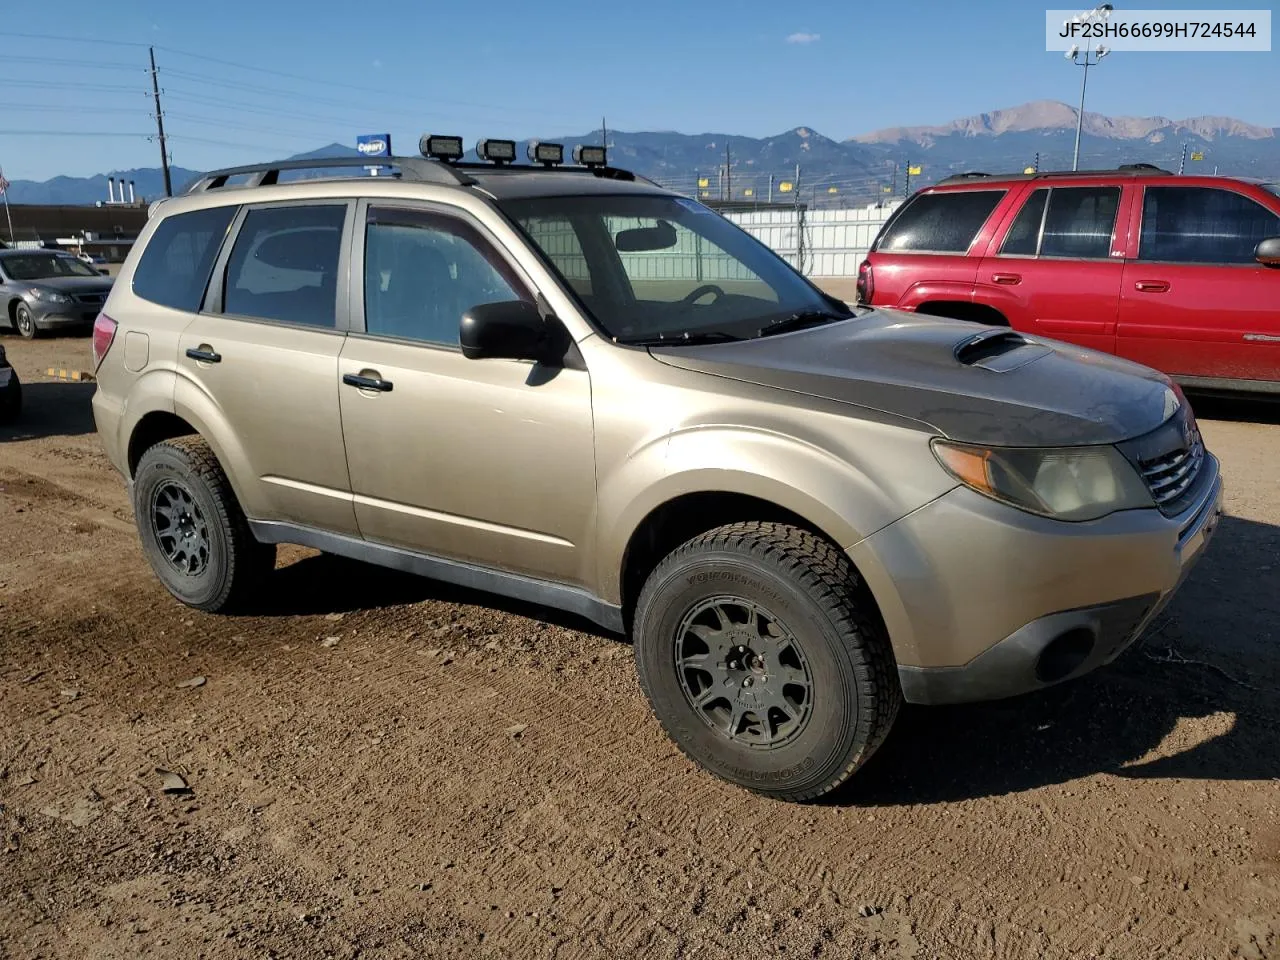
[1,331,1278,960]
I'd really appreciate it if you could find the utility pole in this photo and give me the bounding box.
[768,174,774,204]
[890,160,897,197]
[794,163,805,275]
[149,46,172,197]
[1065,7,1113,171]
[725,141,732,201]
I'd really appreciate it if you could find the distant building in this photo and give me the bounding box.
[2,203,149,262]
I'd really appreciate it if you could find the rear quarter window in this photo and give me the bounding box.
[132,205,238,312]
[874,190,1006,254]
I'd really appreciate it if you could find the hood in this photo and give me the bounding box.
[29,276,114,295]
[649,308,1180,446]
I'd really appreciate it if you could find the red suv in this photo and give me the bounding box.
[858,166,1280,393]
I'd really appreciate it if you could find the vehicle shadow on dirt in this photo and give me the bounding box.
[0,381,97,441]
[1186,391,1280,425]
[248,552,619,637]
[840,514,1280,806]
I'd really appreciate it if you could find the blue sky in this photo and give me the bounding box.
[2,0,1276,180]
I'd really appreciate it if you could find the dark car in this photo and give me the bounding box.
[1,249,114,339]
[858,167,1280,394]
[0,343,20,423]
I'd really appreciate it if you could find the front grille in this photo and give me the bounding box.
[75,293,106,305]
[1139,431,1205,508]
[1118,404,1208,517]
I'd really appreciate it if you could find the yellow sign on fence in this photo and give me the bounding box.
[697,177,710,188]
[1191,151,1204,161]
[908,165,922,176]
[778,181,794,193]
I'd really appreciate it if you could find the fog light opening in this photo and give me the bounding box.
[1036,627,1096,684]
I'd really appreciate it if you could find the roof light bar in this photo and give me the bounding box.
[573,144,607,168]
[527,140,564,167]
[420,134,464,162]
[477,138,517,165]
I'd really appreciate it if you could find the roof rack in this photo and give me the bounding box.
[936,164,1173,186]
[182,154,654,195]
[183,156,477,194]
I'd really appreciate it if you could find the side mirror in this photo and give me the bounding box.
[460,300,556,363]
[1256,237,1280,267]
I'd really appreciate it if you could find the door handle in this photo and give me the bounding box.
[1134,280,1170,293]
[991,273,1022,285]
[342,372,394,393]
[185,346,221,364]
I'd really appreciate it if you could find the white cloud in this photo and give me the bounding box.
[786,31,821,44]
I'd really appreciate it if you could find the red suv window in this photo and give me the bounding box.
[1139,186,1280,264]
[875,190,1006,254]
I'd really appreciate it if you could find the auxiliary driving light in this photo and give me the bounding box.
[573,144,607,168]
[477,138,517,165]
[421,134,464,162]
[527,140,564,166]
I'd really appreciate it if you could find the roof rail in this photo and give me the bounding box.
[936,164,1174,186]
[182,155,475,194]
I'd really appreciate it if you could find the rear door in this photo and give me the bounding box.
[176,199,359,535]
[974,183,1130,354]
[1117,184,1280,384]
[868,188,1009,309]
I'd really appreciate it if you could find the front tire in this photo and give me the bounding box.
[15,303,38,340]
[133,437,276,612]
[633,522,901,802]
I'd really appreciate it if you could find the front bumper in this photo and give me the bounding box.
[850,453,1224,705]
[28,299,100,330]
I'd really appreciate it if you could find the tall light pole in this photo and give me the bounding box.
[1064,3,1114,171]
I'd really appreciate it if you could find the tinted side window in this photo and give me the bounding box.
[999,189,1048,256]
[876,190,1006,253]
[1039,187,1120,259]
[223,204,347,327]
[132,205,236,311]
[364,207,529,347]
[1140,187,1280,264]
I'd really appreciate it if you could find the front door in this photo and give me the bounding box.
[1117,184,1280,384]
[338,201,596,586]
[974,184,1128,354]
[176,200,359,535]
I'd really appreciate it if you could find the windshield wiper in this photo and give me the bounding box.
[756,310,851,338]
[616,330,743,346]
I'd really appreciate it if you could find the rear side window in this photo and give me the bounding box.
[1139,186,1280,264]
[1039,187,1120,260]
[132,205,236,311]
[222,204,347,327]
[875,190,1005,254]
[999,189,1048,256]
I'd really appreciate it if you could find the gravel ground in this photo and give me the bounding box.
[1,332,1277,960]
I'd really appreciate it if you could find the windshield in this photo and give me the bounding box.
[501,194,851,343]
[1,253,101,280]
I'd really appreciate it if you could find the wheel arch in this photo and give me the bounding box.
[915,300,1009,326]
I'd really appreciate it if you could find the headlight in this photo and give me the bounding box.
[29,287,73,304]
[931,439,1153,521]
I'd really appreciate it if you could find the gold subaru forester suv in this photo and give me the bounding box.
[90,139,1223,801]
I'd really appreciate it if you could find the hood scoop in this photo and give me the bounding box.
[953,328,1049,372]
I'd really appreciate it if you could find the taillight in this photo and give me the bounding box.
[92,313,118,369]
[856,260,874,303]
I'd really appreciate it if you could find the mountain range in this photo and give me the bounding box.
[6,100,1278,207]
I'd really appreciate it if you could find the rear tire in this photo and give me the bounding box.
[133,437,276,612]
[633,521,901,802]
